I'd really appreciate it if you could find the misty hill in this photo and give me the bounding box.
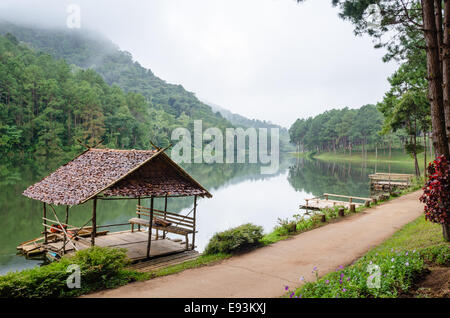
[0,21,231,132]
[0,21,294,153]
[206,101,294,151]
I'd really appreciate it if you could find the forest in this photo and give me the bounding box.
[0,21,297,160]
[0,21,234,160]
[289,0,433,177]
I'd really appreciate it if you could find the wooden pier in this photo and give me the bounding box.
[300,193,374,211]
[17,229,192,262]
[369,173,414,190]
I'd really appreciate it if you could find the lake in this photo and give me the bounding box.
[0,153,418,275]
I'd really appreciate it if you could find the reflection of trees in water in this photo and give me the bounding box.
[288,157,417,199]
[0,155,293,257]
[289,158,372,198]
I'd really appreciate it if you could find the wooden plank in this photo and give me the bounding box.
[322,193,372,201]
[373,181,409,186]
[129,250,200,272]
[300,199,363,210]
[137,205,194,221]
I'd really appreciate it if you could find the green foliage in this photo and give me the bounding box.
[291,250,425,298]
[419,245,450,266]
[276,217,298,234]
[0,247,143,297]
[289,105,385,153]
[151,253,231,278]
[289,214,450,298]
[203,223,264,255]
[0,23,234,157]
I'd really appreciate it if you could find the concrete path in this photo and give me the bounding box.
[87,191,424,298]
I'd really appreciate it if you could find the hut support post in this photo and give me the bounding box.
[63,206,69,253]
[137,197,141,232]
[43,203,47,244]
[146,196,154,258]
[91,197,97,247]
[192,195,197,250]
[163,195,168,239]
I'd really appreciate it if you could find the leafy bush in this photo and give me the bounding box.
[0,247,143,297]
[290,249,425,298]
[204,223,264,255]
[277,218,297,234]
[420,155,450,226]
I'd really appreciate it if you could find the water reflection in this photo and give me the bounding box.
[0,154,416,275]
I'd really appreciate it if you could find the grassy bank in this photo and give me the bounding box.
[287,216,449,298]
[294,149,433,171]
[316,149,429,163]
[0,247,146,297]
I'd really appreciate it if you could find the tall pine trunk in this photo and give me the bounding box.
[424,131,428,178]
[422,0,450,157]
[443,0,450,153]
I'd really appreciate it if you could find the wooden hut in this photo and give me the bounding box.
[20,147,212,261]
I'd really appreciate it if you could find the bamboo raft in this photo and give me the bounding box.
[299,193,374,211]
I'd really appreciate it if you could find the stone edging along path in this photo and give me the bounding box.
[86,191,424,298]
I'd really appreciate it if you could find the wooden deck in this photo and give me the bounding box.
[300,193,372,211]
[369,173,413,190]
[300,199,364,210]
[44,230,188,261]
[129,250,200,272]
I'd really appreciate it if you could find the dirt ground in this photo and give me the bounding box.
[402,266,450,298]
[86,191,425,298]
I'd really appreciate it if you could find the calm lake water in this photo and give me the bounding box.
[0,153,417,275]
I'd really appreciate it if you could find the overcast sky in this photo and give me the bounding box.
[1,0,398,128]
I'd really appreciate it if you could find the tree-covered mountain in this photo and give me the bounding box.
[0,33,157,159]
[0,21,232,147]
[206,101,294,152]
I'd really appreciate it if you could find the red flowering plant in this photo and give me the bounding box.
[419,155,450,241]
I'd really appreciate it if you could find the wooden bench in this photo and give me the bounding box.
[129,205,195,250]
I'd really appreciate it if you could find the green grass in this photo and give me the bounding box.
[148,253,231,278]
[312,148,432,166]
[365,217,446,257]
[287,216,449,298]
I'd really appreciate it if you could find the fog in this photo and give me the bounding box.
[0,0,398,127]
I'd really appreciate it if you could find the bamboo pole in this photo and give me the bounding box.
[137,197,141,232]
[91,197,97,246]
[43,203,47,244]
[192,195,197,250]
[48,204,78,251]
[146,196,154,258]
[63,206,69,254]
[163,194,168,239]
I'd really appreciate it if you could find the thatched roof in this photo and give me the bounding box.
[23,148,211,206]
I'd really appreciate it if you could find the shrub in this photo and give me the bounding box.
[203,223,264,255]
[0,246,143,297]
[277,218,297,234]
[420,155,450,241]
